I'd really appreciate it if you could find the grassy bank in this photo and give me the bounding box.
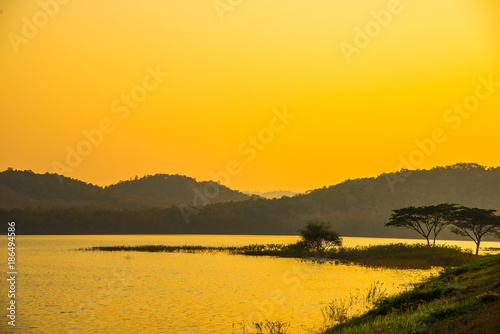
[82,242,476,269]
[327,243,475,269]
[321,254,500,334]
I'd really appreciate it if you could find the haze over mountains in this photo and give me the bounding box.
[1,163,499,239]
[243,190,300,199]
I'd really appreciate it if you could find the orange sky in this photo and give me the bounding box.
[1,0,500,192]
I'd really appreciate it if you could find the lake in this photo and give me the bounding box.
[2,235,499,334]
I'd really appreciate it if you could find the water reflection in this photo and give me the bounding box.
[2,235,498,334]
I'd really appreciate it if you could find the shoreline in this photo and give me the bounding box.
[322,254,500,333]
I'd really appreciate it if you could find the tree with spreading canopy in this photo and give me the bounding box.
[385,204,460,246]
[450,207,500,255]
[298,220,342,252]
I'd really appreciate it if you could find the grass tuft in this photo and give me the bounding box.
[232,320,290,334]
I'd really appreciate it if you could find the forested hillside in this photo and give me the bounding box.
[0,170,252,209]
[106,174,252,207]
[0,169,148,209]
[2,163,500,238]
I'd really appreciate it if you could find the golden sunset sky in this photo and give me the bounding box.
[1,0,500,192]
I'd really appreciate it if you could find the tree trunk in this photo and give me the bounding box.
[475,240,480,255]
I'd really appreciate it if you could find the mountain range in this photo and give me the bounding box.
[1,163,499,239]
[0,170,252,209]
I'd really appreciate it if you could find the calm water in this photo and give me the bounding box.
[2,235,499,334]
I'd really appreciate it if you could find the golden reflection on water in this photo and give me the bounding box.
[2,235,499,334]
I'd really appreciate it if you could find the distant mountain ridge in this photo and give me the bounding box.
[243,190,300,199]
[0,170,252,209]
[2,163,500,238]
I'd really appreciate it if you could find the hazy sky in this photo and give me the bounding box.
[1,0,500,192]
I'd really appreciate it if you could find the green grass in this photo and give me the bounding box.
[326,243,475,269]
[320,254,500,334]
[322,281,389,325]
[82,242,476,269]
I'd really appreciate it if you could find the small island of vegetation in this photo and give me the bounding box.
[83,204,500,269]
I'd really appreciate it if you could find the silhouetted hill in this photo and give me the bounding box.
[184,163,500,238]
[2,163,500,239]
[0,169,149,209]
[105,174,253,207]
[0,170,252,209]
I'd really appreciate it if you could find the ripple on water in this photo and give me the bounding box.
[5,235,491,333]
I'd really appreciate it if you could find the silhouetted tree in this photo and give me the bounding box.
[386,204,460,246]
[450,207,500,255]
[298,220,342,252]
